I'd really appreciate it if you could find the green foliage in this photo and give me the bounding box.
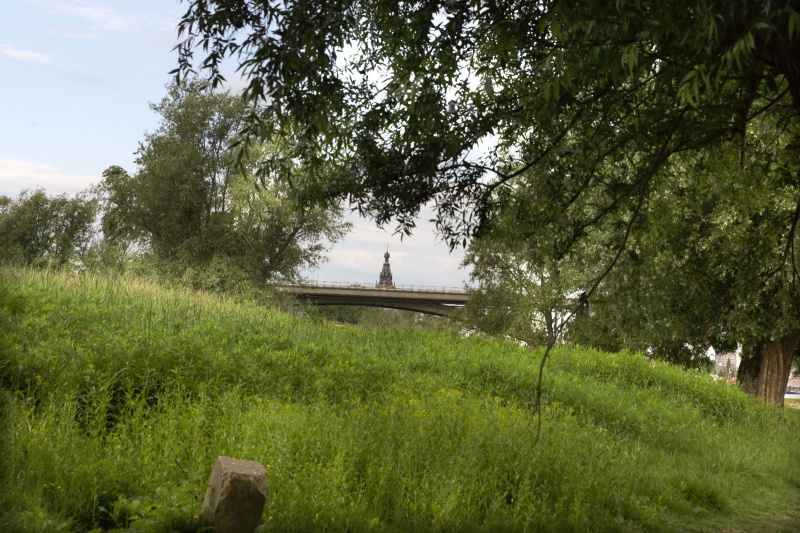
[0,189,97,269]
[174,1,800,242]
[173,0,800,398]
[307,304,366,324]
[309,304,453,331]
[459,210,594,347]
[564,130,800,372]
[1,267,799,531]
[458,117,800,372]
[97,79,350,290]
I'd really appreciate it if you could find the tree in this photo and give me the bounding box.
[99,80,249,259]
[174,1,800,403]
[0,189,97,269]
[459,215,592,348]
[466,123,799,378]
[98,80,350,290]
[566,127,800,396]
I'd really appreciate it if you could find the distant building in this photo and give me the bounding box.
[787,374,800,393]
[712,348,800,394]
[714,350,740,374]
[377,249,395,288]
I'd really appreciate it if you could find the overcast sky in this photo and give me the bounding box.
[0,0,469,288]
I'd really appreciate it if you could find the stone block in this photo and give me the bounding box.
[200,456,268,533]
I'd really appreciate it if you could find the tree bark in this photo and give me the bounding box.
[738,330,800,408]
[736,350,760,396]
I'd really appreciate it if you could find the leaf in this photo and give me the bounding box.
[789,8,800,39]
[678,69,698,107]
[623,44,637,76]
[551,20,562,39]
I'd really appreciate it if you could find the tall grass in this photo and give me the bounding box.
[1,267,799,531]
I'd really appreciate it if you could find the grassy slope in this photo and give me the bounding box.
[1,268,799,532]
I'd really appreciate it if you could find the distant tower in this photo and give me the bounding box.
[377,248,395,288]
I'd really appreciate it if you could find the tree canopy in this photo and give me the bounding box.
[174,1,800,403]
[459,216,590,349]
[0,189,97,269]
[175,0,799,238]
[98,80,350,292]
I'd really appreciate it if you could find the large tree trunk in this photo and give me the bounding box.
[737,331,800,408]
[736,351,760,396]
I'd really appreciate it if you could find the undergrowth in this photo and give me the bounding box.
[1,267,799,532]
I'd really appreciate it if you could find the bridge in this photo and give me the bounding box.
[277,282,469,316]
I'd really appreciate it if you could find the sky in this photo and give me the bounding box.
[0,0,469,289]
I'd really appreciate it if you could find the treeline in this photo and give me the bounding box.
[0,190,97,269]
[0,80,350,299]
[308,304,450,331]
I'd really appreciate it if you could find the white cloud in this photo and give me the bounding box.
[51,1,129,32]
[308,209,470,288]
[56,69,109,86]
[0,44,50,63]
[34,0,175,40]
[0,159,100,197]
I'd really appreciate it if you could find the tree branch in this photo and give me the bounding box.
[529,106,687,444]
[780,192,800,290]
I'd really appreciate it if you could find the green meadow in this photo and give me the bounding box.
[1,267,799,532]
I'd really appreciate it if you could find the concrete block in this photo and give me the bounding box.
[200,456,268,533]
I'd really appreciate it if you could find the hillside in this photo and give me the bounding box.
[1,268,799,532]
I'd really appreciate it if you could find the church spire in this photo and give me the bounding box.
[377,248,395,288]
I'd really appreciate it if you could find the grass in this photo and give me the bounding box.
[1,267,799,532]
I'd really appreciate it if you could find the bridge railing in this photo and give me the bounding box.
[283,281,468,294]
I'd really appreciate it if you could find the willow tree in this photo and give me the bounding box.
[173,1,800,403]
[98,80,350,290]
[0,190,97,269]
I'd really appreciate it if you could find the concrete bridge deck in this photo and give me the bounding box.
[277,282,468,316]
